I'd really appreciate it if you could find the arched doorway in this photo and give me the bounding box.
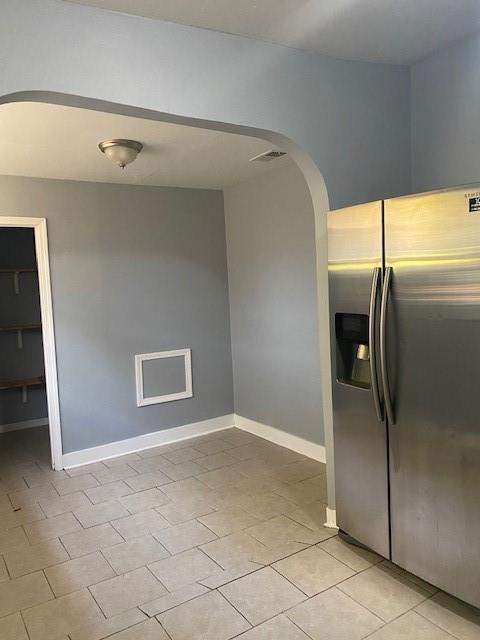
[0,91,336,526]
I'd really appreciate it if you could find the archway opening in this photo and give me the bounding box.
[0,92,335,523]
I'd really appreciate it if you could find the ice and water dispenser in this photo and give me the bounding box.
[335,313,371,388]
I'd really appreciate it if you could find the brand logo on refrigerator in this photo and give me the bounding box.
[465,192,480,213]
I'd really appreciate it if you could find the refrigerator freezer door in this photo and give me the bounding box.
[328,201,390,557]
[385,187,480,608]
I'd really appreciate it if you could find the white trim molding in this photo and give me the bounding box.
[324,507,338,530]
[0,417,49,434]
[234,414,326,463]
[63,414,234,468]
[135,348,193,407]
[0,217,63,470]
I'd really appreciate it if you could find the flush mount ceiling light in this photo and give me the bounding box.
[98,139,143,169]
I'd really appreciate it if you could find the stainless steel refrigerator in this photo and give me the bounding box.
[328,186,480,608]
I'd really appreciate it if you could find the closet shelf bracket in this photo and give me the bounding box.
[0,268,38,294]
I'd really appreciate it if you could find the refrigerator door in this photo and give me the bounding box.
[328,201,390,557]
[384,187,480,608]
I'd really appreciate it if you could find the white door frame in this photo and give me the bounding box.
[0,217,63,470]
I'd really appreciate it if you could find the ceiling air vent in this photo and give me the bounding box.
[250,149,287,162]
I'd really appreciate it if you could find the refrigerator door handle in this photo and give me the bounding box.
[369,267,383,422]
[380,266,395,425]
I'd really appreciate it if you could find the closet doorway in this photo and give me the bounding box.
[0,218,62,470]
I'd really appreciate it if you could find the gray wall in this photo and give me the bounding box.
[411,32,480,192]
[0,0,414,499]
[0,176,233,453]
[0,228,48,425]
[225,162,324,444]
[1,0,411,210]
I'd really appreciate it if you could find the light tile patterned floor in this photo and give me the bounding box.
[0,426,479,640]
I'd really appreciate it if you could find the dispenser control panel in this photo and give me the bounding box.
[335,313,370,389]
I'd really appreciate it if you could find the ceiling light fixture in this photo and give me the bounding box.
[98,139,143,169]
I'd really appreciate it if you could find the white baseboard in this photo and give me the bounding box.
[324,507,338,529]
[62,412,326,475]
[62,412,335,521]
[0,418,49,434]
[63,414,235,469]
[234,414,326,463]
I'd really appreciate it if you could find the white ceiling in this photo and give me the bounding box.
[65,0,480,64]
[0,102,289,189]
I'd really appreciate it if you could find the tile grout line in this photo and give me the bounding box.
[312,561,403,623]
[19,608,33,640]
[269,563,312,598]
[57,534,74,562]
[144,563,169,593]
[217,575,310,638]
[214,587,255,630]
[379,559,440,595]
[314,539,378,572]
[287,614,317,640]
[414,607,463,640]
[193,544,229,575]
[70,508,86,530]
[333,585,388,635]
[155,616,174,640]
[87,581,109,620]
[340,575,435,631]
[98,546,119,576]
[4,429,470,640]
[40,567,57,600]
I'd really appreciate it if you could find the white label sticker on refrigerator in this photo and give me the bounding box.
[468,196,480,213]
